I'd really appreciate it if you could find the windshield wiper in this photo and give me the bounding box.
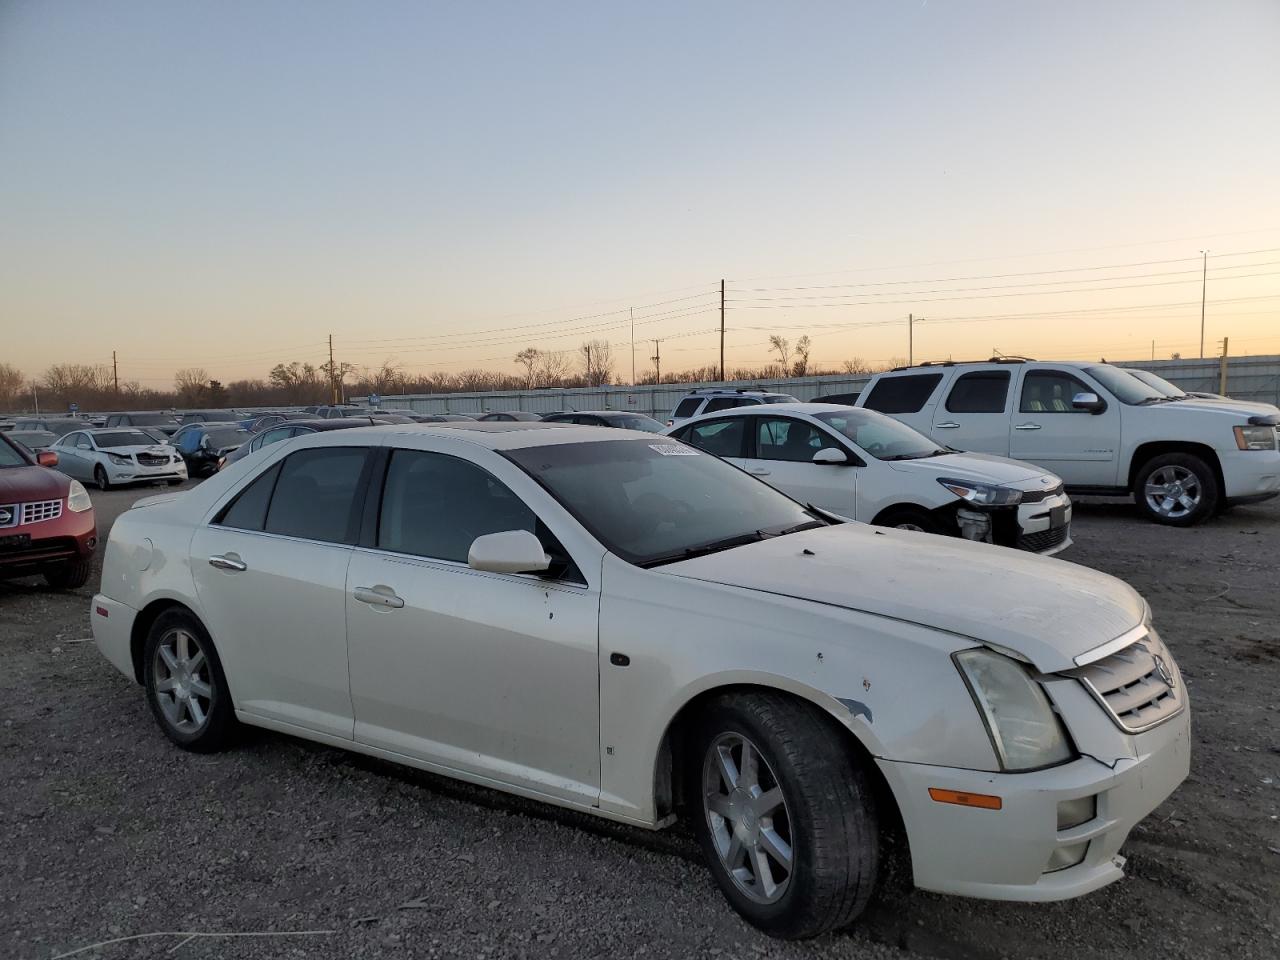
[1137,396,1172,405]
[640,531,768,568]
[766,519,827,537]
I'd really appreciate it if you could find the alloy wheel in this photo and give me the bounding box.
[702,732,795,904]
[1144,465,1203,520]
[152,628,214,734]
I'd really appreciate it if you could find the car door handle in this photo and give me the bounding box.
[353,585,404,609]
[208,554,247,572]
[1013,423,1043,431]
[746,467,771,476]
[935,421,960,429]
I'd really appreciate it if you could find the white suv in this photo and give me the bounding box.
[855,359,1280,525]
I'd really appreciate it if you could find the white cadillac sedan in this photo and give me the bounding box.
[666,403,1072,554]
[92,422,1189,938]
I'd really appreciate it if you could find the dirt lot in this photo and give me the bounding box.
[2,483,1278,960]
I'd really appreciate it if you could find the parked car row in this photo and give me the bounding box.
[89,417,1192,939]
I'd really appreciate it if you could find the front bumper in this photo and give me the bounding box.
[957,491,1073,556]
[0,506,97,576]
[108,460,187,485]
[877,703,1190,901]
[1218,448,1280,501]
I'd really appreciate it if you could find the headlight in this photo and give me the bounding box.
[937,477,1022,506]
[107,453,131,466]
[66,480,93,513]
[1233,425,1278,451]
[954,649,1074,770]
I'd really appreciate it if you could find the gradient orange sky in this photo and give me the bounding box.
[2,1,1278,389]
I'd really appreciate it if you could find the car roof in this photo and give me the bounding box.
[287,420,665,451]
[875,358,1089,375]
[680,402,852,420]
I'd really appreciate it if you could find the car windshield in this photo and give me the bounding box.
[505,438,825,567]
[0,437,29,467]
[96,430,152,449]
[612,415,664,433]
[206,427,250,448]
[764,395,799,403]
[1125,368,1186,398]
[1083,365,1169,404]
[128,413,179,425]
[813,409,945,460]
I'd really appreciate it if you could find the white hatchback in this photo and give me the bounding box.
[666,403,1072,554]
[92,422,1187,938]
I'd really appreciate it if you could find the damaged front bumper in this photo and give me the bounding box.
[955,490,1073,556]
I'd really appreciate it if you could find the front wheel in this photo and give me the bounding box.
[688,693,880,939]
[93,465,111,491]
[1134,453,1219,526]
[143,610,239,752]
[44,558,90,589]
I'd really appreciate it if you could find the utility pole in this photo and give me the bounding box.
[1219,336,1229,395]
[32,382,39,416]
[719,279,725,382]
[112,350,119,397]
[584,342,592,386]
[1199,250,1208,359]
[908,314,914,366]
[630,307,636,385]
[1151,339,1155,361]
[328,334,338,403]
[651,339,662,384]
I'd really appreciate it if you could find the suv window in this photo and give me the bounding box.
[673,398,702,418]
[703,397,746,413]
[945,371,1011,413]
[683,418,746,458]
[755,417,843,462]
[862,374,943,414]
[263,447,368,543]
[217,462,283,531]
[378,450,536,562]
[1020,371,1092,413]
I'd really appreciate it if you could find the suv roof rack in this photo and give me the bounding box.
[889,356,1036,372]
[691,386,770,394]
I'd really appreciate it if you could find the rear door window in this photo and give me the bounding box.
[862,374,943,414]
[703,397,744,413]
[684,418,746,458]
[945,371,1011,413]
[263,447,369,544]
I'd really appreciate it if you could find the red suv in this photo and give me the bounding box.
[0,433,97,588]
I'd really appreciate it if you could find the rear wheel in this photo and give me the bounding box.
[687,693,879,939]
[1134,453,1218,526]
[93,465,111,491]
[874,506,943,535]
[143,610,239,752]
[44,558,90,589]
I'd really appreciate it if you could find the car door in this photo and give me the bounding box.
[188,444,374,739]
[56,433,87,479]
[738,415,860,517]
[932,369,1012,455]
[1009,368,1121,486]
[344,446,601,806]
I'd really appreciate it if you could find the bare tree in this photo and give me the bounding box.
[0,362,24,408]
[359,359,402,397]
[173,367,210,405]
[768,335,790,368]
[515,348,540,389]
[792,335,812,376]
[841,358,872,375]
[535,350,572,387]
[578,340,614,387]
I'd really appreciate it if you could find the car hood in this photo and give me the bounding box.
[659,523,1143,673]
[0,465,70,501]
[104,444,176,457]
[1177,397,1280,417]
[887,451,1051,486]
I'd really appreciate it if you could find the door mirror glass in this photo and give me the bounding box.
[811,447,848,465]
[468,529,551,574]
[1071,392,1106,414]
[36,450,59,467]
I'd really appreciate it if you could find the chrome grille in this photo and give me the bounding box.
[20,499,64,524]
[136,452,170,466]
[1070,630,1184,733]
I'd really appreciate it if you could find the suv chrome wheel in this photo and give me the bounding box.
[1144,464,1202,520]
[152,627,213,735]
[702,732,794,904]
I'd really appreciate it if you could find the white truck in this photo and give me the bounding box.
[854,358,1280,525]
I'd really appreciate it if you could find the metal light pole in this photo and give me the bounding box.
[1199,250,1208,359]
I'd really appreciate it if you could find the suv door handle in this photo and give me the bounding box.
[208,554,247,572]
[935,421,960,429]
[746,467,771,476]
[353,585,405,609]
[1013,423,1043,431]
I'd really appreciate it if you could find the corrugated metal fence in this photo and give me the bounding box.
[363,355,1280,419]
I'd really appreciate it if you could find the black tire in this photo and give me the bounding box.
[686,692,879,939]
[1133,452,1219,526]
[94,465,111,491]
[143,609,239,752]
[874,506,944,535]
[43,558,90,590]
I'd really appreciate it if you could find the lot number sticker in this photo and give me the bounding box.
[649,443,699,456]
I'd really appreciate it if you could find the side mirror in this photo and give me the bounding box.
[468,530,551,574]
[36,451,59,467]
[1071,392,1107,414]
[811,448,849,465]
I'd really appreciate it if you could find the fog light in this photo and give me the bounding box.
[1057,795,1097,830]
[956,508,992,543]
[1044,840,1088,873]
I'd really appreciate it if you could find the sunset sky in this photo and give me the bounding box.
[2,0,1278,389]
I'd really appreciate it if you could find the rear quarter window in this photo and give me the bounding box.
[862,374,943,414]
[673,398,703,418]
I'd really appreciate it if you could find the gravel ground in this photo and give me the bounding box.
[2,483,1278,960]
